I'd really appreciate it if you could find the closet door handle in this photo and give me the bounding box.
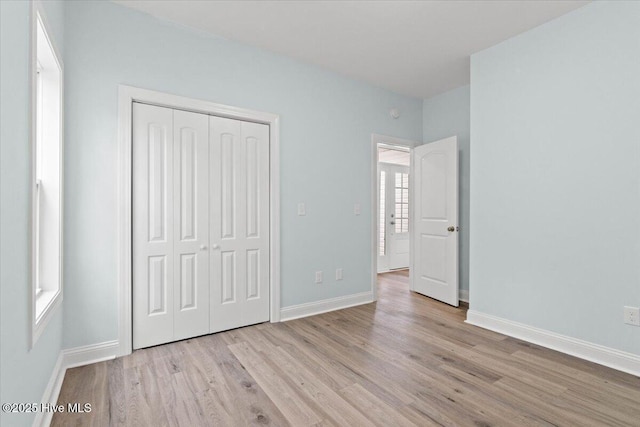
[199,244,208,251]
[212,244,220,250]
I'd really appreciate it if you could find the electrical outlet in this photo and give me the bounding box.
[624,306,640,326]
[315,271,323,284]
[336,268,343,281]
[297,202,306,216]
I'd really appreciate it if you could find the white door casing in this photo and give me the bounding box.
[412,136,459,306]
[209,116,270,333]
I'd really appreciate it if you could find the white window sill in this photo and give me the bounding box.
[32,289,62,347]
[36,289,57,320]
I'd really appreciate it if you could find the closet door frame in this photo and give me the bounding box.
[117,85,281,357]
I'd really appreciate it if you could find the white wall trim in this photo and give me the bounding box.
[117,85,281,357]
[459,289,469,303]
[370,134,420,301]
[62,340,119,370]
[33,340,119,427]
[466,310,640,376]
[280,291,374,322]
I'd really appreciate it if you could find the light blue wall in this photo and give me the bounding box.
[423,85,470,295]
[470,1,640,354]
[0,1,65,426]
[63,1,422,347]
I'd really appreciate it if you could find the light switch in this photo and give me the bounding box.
[354,203,361,215]
[298,202,306,216]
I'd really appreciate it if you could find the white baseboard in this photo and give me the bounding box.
[459,289,469,303]
[466,310,640,376]
[34,340,119,427]
[280,291,374,322]
[62,340,119,369]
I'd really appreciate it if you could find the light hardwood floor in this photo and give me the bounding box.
[52,270,640,426]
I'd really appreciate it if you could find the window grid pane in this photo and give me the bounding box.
[394,173,409,233]
[379,171,386,256]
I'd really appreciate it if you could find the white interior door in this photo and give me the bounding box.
[412,136,459,306]
[209,116,270,333]
[378,163,410,270]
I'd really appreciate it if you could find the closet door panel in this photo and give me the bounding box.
[240,121,270,326]
[173,109,210,341]
[133,103,174,349]
[209,116,242,332]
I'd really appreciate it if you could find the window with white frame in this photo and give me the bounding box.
[32,10,63,345]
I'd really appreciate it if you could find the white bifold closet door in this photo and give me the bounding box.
[209,116,270,333]
[133,103,269,349]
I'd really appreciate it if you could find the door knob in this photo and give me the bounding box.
[390,221,396,225]
[212,244,220,250]
[199,244,207,251]
[447,226,455,232]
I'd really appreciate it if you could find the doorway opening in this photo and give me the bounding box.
[372,134,417,300]
[377,145,411,274]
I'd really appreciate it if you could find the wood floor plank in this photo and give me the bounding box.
[154,374,181,427]
[288,316,418,405]
[123,366,156,427]
[137,363,171,427]
[197,334,291,426]
[51,362,109,427]
[269,321,414,407]
[260,324,354,390]
[52,271,640,426]
[106,358,126,426]
[513,349,640,404]
[228,341,324,426]
[339,383,419,427]
[316,304,504,385]
[261,345,375,426]
[493,377,628,427]
[496,336,640,388]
